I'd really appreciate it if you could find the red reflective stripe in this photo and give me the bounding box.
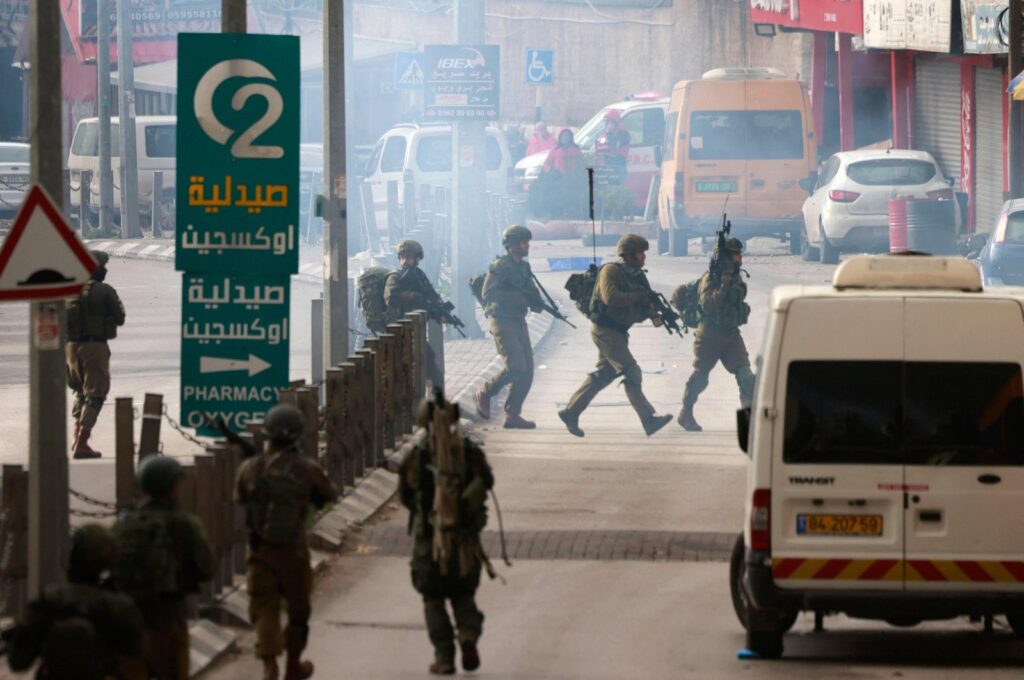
[955,561,994,583]
[908,560,946,581]
[1001,561,1024,582]
[812,559,851,580]
[772,559,802,579]
[859,559,898,580]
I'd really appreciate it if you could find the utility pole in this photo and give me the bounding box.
[28,0,70,596]
[222,0,246,33]
[116,0,139,238]
[1010,0,1023,198]
[97,0,114,232]
[451,0,486,337]
[323,0,350,368]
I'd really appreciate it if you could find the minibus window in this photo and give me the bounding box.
[663,112,678,162]
[689,110,803,161]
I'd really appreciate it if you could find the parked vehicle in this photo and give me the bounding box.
[362,123,512,230]
[802,149,959,264]
[67,115,176,231]
[734,254,1024,659]
[513,94,667,212]
[976,199,1024,285]
[658,68,817,255]
[0,142,30,218]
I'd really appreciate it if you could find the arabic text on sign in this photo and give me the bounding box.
[186,277,287,309]
[187,175,289,213]
[183,317,289,345]
[181,224,295,256]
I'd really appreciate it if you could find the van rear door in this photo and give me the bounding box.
[744,81,810,220]
[771,298,905,592]
[684,81,746,219]
[902,299,1024,592]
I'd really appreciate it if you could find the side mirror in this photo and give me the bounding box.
[736,406,751,454]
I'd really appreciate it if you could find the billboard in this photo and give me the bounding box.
[961,0,1007,53]
[78,0,220,40]
[750,0,864,34]
[864,0,952,51]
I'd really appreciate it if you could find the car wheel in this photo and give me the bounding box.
[801,230,819,262]
[1006,609,1024,639]
[819,223,839,265]
[788,226,802,255]
[730,534,798,633]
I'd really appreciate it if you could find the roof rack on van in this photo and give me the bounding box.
[832,255,982,292]
[701,67,787,81]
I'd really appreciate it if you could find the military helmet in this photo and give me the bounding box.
[69,523,118,581]
[90,250,110,267]
[616,233,650,257]
[397,239,424,258]
[136,455,185,498]
[262,404,304,446]
[501,224,533,248]
[716,237,744,255]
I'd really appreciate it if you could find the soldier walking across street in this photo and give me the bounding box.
[65,250,125,459]
[678,237,755,432]
[558,234,674,437]
[236,404,339,680]
[115,455,216,680]
[7,523,145,680]
[400,390,495,675]
[474,225,541,429]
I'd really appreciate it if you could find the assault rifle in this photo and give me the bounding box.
[709,210,732,291]
[506,270,577,329]
[400,267,467,337]
[648,289,685,337]
[214,418,260,459]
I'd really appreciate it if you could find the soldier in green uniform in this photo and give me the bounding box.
[115,455,216,680]
[400,392,495,675]
[236,404,339,680]
[7,524,145,680]
[65,250,126,459]
[385,239,449,389]
[474,225,541,429]
[558,234,674,437]
[678,237,754,431]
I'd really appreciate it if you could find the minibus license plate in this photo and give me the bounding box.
[797,514,882,536]
[696,181,736,193]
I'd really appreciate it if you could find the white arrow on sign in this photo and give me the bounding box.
[200,354,272,377]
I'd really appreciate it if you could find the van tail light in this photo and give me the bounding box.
[750,489,771,552]
[926,188,954,200]
[995,214,1009,244]
[674,171,684,197]
[828,189,860,203]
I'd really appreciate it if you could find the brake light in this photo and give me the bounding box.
[926,188,954,200]
[750,489,771,552]
[828,189,860,203]
[674,171,684,197]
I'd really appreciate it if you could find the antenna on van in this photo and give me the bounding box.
[588,167,597,265]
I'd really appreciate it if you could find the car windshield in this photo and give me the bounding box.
[71,122,120,157]
[572,108,612,150]
[0,146,29,163]
[689,110,803,160]
[847,159,937,186]
[416,134,502,171]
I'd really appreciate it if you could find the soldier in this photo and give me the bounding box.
[115,455,216,680]
[558,234,674,437]
[236,404,339,680]
[678,236,755,432]
[399,391,495,675]
[65,249,126,459]
[7,524,145,680]
[474,225,541,429]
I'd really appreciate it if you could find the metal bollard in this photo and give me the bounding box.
[216,445,235,588]
[79,170,92,233]
[358,342,382,468]
[115,397,135,509]
[427,319,445,393]
[349,355,367,481]
[138,394,163,460]
[207,446,227,595]
[193,455,216,603]
[399,319,417,428]
[311,297,324,390]
[296,387,320,460]
[152,170,163,238]
[386,323,408,437]
[339,362,358,488]
[324,368,346,486]
[376,333,397,450]
[410,311,428,402]
[1,465,27,617]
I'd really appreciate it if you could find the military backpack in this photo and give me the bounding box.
[564,263,601,318]
[670,279,703,329]
[65,282,94,341]
[249,455,307,546]
[357,267,392,334]
[467,273,487,314]
[114,510,183,598]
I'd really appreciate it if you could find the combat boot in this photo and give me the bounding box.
[261,657,280,680]
[460,640,481,672]
[503,414,536,429]
[429,647,456,675]
[73,426,102,460]
[70,422,81,456]
[677,406,702,432]
[558,409,584,437]
[474,388,491,420]
[642,414,673,437]
[284,655,313,680]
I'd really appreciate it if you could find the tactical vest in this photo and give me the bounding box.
[248,455,307,546]
[115,509,183,598]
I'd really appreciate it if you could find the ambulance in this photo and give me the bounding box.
[733,255,1024,658]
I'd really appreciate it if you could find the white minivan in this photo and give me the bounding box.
[734,255,1024,658]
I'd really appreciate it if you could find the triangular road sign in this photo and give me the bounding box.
[399,58,424,86]
[0,185,98,302]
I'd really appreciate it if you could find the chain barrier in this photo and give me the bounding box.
[161,404,208,450]
[69,487,118,511]
[70,507,118,519]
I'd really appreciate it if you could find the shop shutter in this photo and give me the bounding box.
[915,60,962,186]
[975,67,1005,234]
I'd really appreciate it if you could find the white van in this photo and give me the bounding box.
[67,115,176,231]
[734,255,1024,658]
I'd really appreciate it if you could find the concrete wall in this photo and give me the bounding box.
[355,0,811,126]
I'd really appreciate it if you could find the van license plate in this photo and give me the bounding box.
[695,181,736,193]
[797,514,883,536]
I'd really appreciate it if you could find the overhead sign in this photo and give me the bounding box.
[525,49,553,85]
[79,0,220,40]
[864,0,952,51]
[0,186,97,302]
[176,33,300,275]
[180,272,290,436]
[750,0,864,34]
[395,51,425,90]
[424,44,500,120]
[962,0,1007,53]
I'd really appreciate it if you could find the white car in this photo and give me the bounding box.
[0,142,29,217]
[801,149,960,264]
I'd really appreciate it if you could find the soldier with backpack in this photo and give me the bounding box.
[65,250,126,459]
[558,234,674,437]
[235,404,338,680]
[115,455,215,680]
[7,524,145,680]
[400,390,495,675]
[677,236,754,431]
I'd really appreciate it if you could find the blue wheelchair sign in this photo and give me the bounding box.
[525,49,553,85]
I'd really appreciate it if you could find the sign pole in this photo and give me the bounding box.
[116,0,140,239]
[97,0,114,233]
[28,0,70,597]
[1011,0,1023,198]
[222,0,246,33]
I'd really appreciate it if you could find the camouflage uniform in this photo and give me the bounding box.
[385,263,444,389]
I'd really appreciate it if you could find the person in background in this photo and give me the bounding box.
[525,121,557,157]
[534,128,585,218]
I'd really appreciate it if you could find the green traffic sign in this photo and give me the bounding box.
[180,272,290,436]
[175,33,300,275]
